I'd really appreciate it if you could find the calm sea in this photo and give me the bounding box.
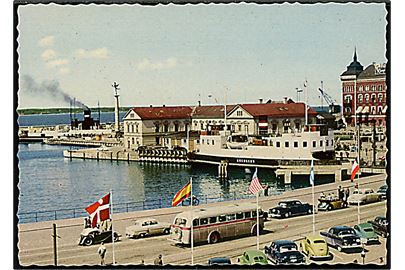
[16,113,332,223]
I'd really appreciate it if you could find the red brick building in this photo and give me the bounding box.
[341,50,387,126]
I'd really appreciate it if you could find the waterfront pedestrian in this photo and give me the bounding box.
[154,254,163,265]
[84,217,91,228]
[319,192,326,200]
[264,185,269,196]
[338,186,344,200]
[98,242,107,266]
[355,183,359,190]
[344,188,350,202]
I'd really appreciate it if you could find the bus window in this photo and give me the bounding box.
[193,219,199,227]
[252,211,257,218]
[219,215,226,222]
[175,218,186,225]
[226,214,236,221]
[209,216,217,224]
[200,218,208,225]
[236,212,244,219]
[244,212,251,219]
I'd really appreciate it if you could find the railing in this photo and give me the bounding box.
[18,189,285,224]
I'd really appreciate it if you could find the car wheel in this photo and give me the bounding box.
[308,208,312,214]
[138,233,146,238]
[284,212,290,218]
[209,232,220,244]
[337,245,342,252]
[113,233,119,241]
[163,228,170,234]
[327,205,333,211]
[83,236,93,246]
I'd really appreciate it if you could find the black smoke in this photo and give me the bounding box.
[21,75,89,109]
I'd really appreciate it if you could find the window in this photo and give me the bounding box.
[174,124,179,132]
[136,125,139,133]
[193,219,199,226]
[294,141,298,148]
[312,141,317,147]
[207,140,210,145]
[358,94,363,103]
[236,212,244,219]
[218,215,226,222]
[209,217,217,224]
[200,123,204,130]
[200,218,208,225]
[237,111,243,117]
[359,86,363,92]
[378,85,383,91]
[378,94,383,102]
[345,107,352,113]
[371,94,376,103]
[331,139,334,146]
[365,85,370,92]
[132,138,135,144]
[285,141,289,148]
[226,214,236,221]
[276,141,281,148]
[371,106,376,114]
[164,124,169,132]
[320,140,323,147]
[212,140,215,145]
[378,106,383,114]
[238,125,242,131]
[372,85,376,91]
[326,140,329,147]
[303,141,308,148]
[244,212,251,218]
[196,140,200,144]
[202,139,204,144]
[344,95,352,103]
[252,211,257,218]
[365,94,369,103]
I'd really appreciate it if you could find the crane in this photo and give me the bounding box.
[318,81,340,114]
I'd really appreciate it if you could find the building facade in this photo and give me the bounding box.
[341,50,387,127]
[123,101,320,150]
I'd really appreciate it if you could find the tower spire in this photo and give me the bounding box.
[354,46,357,62]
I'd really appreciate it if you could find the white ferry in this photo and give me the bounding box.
[189,124,335,167]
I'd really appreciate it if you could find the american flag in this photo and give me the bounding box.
[249,168,264,194]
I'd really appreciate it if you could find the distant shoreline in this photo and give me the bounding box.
[17,107,131,116]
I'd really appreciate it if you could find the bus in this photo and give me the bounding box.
[169,203,265,245]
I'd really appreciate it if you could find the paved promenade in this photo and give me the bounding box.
[18,173,388,266]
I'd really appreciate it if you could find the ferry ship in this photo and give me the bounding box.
[188,124,335,168]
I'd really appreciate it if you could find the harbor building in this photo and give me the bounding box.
[123,100,320,150]
[341,50,387,127]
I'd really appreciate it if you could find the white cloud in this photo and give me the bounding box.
[58,67,70,75]
[41,49,57,61]
[136,57,178,71]
[46,58,69,68]
[75,47,109,59]
[38,35,55,47]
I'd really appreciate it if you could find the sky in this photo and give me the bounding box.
[17,3,387,109]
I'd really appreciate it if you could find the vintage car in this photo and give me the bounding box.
[320,226,362,252]
[377,185,388,199]
[300,235,332,260]
[269,200,313,218]
[347,188,381,205]
[79,227,120,246]
[353,223,380,244]
[126,218,171,238]
[208,257,231,265]
[264,240,306,265]
[237,250,268,265]
[368,216,389,238]
[317,195,347,211]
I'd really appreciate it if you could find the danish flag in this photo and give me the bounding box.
[351,159,360,182]
[85,193,110,228]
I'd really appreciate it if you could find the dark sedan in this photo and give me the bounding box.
[264,240,305,265]
[368,216,389,237]
[269,200,313,218]
[320,226,362,252]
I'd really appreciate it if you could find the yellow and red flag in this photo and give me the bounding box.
[172,181,192,206]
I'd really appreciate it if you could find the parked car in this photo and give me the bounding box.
[237,250,268,265]
[269,200,313,218]
[318,196,347,211]
[377,185,388,199]
[347,188,381,205]
[368,216,389,238]
[264,240,305,265]
[353,223,380,244]
[125,218,171,239]
[79,227,120,246]
[300,235,332,260]
[320,226,362,252]
[208,257,231,265]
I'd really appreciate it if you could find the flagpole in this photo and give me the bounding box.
[110,190,116,265]
[256,191,260,250]
[190,177,194,265]
[353,79,361,225]
[305,79,308,126]
[312,176,315,234]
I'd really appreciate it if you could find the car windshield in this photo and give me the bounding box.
[353,190,362,195]
[280,245,297,252]
[175,218,186,225]
[313,240,325,244]
[279,203,288,208]
[338,229,355,236]
[253,256,265,262]
[363,228,374,232]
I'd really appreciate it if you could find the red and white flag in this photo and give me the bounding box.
[85,193,110,228]
[249,168,264,194]
[351,159,360,182]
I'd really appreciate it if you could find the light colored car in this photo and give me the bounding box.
[348,188,381,205]
[300,235,332,260]
[125,218,171,239]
